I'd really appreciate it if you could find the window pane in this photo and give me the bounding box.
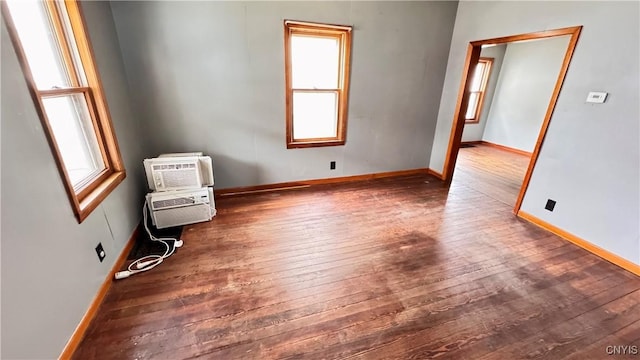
[56,1,88,86]
[465,92,480,119]
[42,94,105,187]
[293,92,338,139]
[291,35,339,89]
[6,0,73,89]
[469,63,485,91]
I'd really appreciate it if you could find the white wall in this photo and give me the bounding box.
[461,44,506,142]
[110,1,458,189]
[430,1,639,265]
[0,2,148,358]
[482,36,570,152]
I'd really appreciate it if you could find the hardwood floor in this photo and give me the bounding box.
[74,170,640,359]
[454,144,530,206]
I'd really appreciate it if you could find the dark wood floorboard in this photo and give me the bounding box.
[74,150,640,359]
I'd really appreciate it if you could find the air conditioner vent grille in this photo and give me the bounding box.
[152,163,196,171]
[153,203,212,229]
[153,197,195,209]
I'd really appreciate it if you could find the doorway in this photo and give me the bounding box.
[441,26,582,213]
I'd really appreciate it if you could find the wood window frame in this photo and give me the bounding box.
[2,0,126,223]
[284,20,352,149]
[465,57,493,124]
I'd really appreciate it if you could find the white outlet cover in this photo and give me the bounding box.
[586,91,607,103]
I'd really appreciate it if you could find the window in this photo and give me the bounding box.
[465,57,493,123]
[3,0,125,222]
[284,20,352,148]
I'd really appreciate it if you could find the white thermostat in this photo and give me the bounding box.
[586,91,607,103]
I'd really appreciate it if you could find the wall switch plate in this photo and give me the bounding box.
[586,91,607,103]
[545,199,556,212]
[95,243,106,262]
[330,161,336,170]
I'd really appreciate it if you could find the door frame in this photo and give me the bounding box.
[441,25,582,213]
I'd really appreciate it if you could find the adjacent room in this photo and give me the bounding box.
[1,1,639,359]
[455,35,571,207]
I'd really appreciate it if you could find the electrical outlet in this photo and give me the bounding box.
[545,199,556,212]
[330,161,336,170]
[95,243,106,262]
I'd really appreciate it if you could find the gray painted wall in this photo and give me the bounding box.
[461,44,506,142]
[110,1,458,189]
[482,36,570,152]
[429,1,639,264]
[1,2,148,358]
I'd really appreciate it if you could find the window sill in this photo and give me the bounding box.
[465,119,480,124]
[287,139,346,149]
[76,170,126,222]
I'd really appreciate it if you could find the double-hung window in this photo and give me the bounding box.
[3,0,125,222]
[465,57,493,123]
[284,20,352,148]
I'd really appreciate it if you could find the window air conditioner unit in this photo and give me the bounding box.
[143,152,214,192]
[146,187,216,229]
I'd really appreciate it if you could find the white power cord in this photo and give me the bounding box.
[114,199,183,280]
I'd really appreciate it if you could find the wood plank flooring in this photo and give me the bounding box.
[454,144,530,206]
[74,157,640,359]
